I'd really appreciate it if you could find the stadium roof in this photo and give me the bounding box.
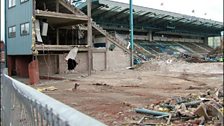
[78,0,223,36]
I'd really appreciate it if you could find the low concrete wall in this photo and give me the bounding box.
[38,46,129,75]
[93,52,106,71]
[38,55,58,76]
[75,52,88,72]
[107,42,130,70]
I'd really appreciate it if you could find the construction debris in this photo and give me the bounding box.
[72,83,80,91]
[37,86,58,92]
[135,87,224,125]
[92,83,110,87]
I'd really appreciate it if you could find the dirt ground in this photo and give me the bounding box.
[19,62,223,125]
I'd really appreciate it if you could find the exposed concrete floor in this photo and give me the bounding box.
[17,62,223,125]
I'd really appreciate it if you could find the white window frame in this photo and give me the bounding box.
[9,0,16,8]
[20,22,30,36]
[8,26,16,38]
[21,0,29,4]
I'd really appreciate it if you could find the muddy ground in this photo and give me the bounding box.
[19,62,223,125]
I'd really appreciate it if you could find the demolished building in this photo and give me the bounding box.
[5,0,223,84]
[77,0,223,60]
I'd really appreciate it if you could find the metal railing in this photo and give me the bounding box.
[1,74,106,126]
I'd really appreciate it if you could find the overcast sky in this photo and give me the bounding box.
[1,0,223,40]
[112,0,223,22]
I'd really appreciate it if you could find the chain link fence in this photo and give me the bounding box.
[1,74,106,126]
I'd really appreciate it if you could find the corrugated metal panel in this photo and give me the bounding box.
[6,0,33,55]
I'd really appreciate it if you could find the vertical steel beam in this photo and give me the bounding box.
[87,0,92,75]
[130,0,134,66]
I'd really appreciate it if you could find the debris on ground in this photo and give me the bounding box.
[92,83,110,87]
[30,62,223,125]
[72,83,80,91]
[37,86,58,92]
[135,58,223,74]
[134,87,224,125]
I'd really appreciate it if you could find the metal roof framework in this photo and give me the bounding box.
[78,0,223,36]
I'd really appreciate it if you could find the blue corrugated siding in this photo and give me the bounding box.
[6,0,33,55]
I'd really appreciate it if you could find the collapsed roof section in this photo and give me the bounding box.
[78,0,223,36]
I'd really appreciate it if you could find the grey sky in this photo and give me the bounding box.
[113,0,223,22]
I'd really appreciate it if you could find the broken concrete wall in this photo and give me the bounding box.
[58,52,88,73]
[107,42,130,70]
[93,52,106,71]
[38,46,129,75]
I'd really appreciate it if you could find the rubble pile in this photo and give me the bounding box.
[136,54,186,71]
[134,87,223,126]
[135,53,223,74]
[206,46,224,62]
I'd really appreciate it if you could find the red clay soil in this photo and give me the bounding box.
[30,63,223,125]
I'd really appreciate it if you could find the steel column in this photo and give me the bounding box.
[130,0,134,66]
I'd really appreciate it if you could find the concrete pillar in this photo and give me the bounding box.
[204,36,208,46]
[105,39,108,70]
[56,28,60,74]
[148,31,152,42]
[56,0,59,12]
[55,0,60,74]
[87,0,92,75]
[28,60,40,85]
[7,56,15,76]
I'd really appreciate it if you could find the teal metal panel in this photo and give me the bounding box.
[6,0,33,55]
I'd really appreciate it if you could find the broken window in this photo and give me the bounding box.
[109,44,116,51]
[9,0,16,8]
[21,0,29,3]
[8,26,16,38]
[20,22,29,36]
